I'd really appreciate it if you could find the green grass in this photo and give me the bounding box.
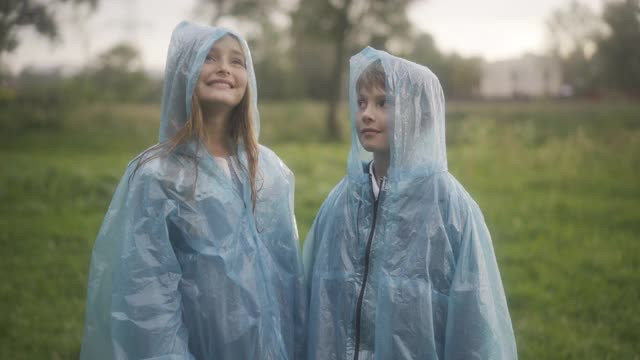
[1,100,639,359]
[445,109,640,359]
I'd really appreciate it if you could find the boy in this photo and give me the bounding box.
[303,47,517,359]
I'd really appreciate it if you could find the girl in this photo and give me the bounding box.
[80,21,305,360]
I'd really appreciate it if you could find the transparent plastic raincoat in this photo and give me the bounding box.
[303,47,517,360]
[80,21,305,360]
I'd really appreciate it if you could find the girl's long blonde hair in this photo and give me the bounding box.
[132,87,260,211]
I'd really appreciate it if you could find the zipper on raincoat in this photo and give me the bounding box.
[353,176,385,360]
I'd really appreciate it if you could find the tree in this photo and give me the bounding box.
[72,43,160,103]
[0,0,98,54]
[546,1,603,59]
[249,21,304,100]
[195,0,280,24]
[292,0,416,139]
[545,0,605,95]
[442,54,482,99]
[406,33,479,99]
[408,33,442,67]
[596,0,640,96]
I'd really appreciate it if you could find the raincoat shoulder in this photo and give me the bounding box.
[258,144,294,185]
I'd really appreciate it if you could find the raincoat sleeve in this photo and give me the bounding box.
[302,220,319,293]
[81,166,195,360]
[281,154,308,360]
[444,198,517,359]
[302,181,338,293]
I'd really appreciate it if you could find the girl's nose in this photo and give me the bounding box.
[216,61,231,75]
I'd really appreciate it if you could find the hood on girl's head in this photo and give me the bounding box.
[159,21,260,142]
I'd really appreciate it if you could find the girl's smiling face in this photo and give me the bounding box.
[195,35,248,110]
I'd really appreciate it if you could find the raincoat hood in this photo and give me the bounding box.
[159,21,260,142]
[348,46,447,180]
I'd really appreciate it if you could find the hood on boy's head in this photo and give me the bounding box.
[158,21,260,143]
[348,46,447,180]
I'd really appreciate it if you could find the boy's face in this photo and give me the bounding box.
[356,85,389,156]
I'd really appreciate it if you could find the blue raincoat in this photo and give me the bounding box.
[80,21,305,360]
[303,47,517,359]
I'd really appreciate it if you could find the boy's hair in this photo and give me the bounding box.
[356,60,385,92]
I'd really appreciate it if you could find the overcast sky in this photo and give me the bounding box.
[3,0,603,73]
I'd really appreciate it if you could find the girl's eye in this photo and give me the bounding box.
[205,55,216,63]
[232,58,246,67]
[377,100,386,108]
[357,100,366,109]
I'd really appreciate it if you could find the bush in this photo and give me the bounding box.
[0,86,69,134]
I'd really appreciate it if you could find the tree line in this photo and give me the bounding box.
[1,0,639,138]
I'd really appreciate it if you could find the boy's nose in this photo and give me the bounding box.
[361,108,374,123]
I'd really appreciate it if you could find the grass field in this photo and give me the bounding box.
[1,100,639,359]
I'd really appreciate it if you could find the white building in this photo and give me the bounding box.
[479,54,565,99]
